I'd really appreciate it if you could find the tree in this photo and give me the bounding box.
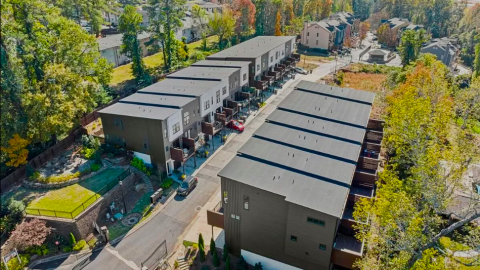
[359,21,370,46]
[69,232,77,247]
[231,0,256,36]
[455,77,480,129]
[254,262,264,270]
[320,0,333,19]
[225,255,231,270]
[274,10,282,36]
[198,233,205,262]
[118,0,141,7]
[212,247,220,267]
[210,237,216,255]
[223,244,229,261]
[1,135,30,168]
[192,4,208,44]
[8,219,51,251]
[376,23,397,48]
[284,0,295,25]
[474,42,480,78]
[208,9,236,50]
[398,29,427,66]
[1,0,112,147]
[118,5,150,83]
[353,0,372,20]
[284,17,303,36]
[237,256,247,270]
[146,0,186,72]
[354,55,480,269]
[254,0,278,35]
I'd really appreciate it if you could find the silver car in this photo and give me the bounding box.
[294,67,308,75]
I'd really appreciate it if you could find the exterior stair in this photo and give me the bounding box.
[130,166,154,193]
[177,258,189,270]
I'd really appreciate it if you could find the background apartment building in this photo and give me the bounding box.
[208,81,384,270]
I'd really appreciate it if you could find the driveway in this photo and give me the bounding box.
[32,63,338,270]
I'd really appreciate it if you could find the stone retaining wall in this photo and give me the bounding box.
[22,161,109,189]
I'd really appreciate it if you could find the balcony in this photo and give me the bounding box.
[261,75,274,85]
[170,136,196,163]
[331,234,364,270]
[254,79,268,91]
[292,53,301,62]
[353,169,377,186]
[207,201,224,229]
[224,100,239,116]
[274,66,284,77]
[268,70,280,80]
[201,121,223,136]
[349,184,374,203]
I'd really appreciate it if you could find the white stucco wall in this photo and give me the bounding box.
[301,23,332,50]
[199,80,227,119]
[241,250,303,270]
[133,151,152,165]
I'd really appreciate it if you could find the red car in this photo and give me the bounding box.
[228,120,245,132]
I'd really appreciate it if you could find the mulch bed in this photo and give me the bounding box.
[186,248,253,270]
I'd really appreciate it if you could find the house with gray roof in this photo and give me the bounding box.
[421,37,460,67]
[207,81,384,270]
[98,32,151,67]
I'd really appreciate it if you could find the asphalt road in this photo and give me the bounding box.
[32,62,338,270]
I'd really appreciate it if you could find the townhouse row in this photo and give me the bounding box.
[99,36,299,175]
[207,81,384,270]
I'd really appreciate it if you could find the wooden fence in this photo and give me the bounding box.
[1,128,85,192]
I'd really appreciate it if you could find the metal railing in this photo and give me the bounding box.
[26,168,131,219]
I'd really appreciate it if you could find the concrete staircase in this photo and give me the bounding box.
[177,258,189,270]
[130,166,154,193]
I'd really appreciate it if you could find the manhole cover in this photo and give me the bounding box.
[122,213,142,227]
[195,206,202,211]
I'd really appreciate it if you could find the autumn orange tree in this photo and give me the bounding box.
[320,0,333,19]
[274,10,282,36]
[359,21,370,46]
[230,0,256,36]
[1,134,30,168]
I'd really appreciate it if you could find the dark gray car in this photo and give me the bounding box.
[177,176,198,196]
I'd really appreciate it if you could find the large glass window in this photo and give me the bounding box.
[216,90,221,103]
[307,217,325,226]
[184,112,190,126]
[243,196,249,210]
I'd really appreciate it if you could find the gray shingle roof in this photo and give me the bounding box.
[137,78,221,97]
[206,36,295,59]
[120,93,195,108]
[218,81,374,218]
[191,60,251,68]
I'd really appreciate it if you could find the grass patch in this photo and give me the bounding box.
[110,36,219,86]
[131,192,153,215]
[26,168,126,218]
[297,52,335,62]
[455,118,480,134]
[108,223,130,240]
[348,63,400,74]
[297,62,318,71]
[341,72,387,92]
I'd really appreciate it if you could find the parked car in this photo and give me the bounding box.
[177,176,198,196]
[294,67,308,75]
[227,120,245,132]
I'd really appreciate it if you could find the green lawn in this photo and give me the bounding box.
[110,35,219,86]
[26,168,127,219]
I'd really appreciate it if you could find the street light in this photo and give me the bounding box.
[119,181,127,214]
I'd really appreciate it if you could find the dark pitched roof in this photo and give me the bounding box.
[218,81,375,218]
[137,78,222,97]
[166,66,239,81]
[206,36,295,59]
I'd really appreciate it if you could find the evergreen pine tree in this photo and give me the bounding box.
[212,248,220,267]
[210,238,216,255]
[225,255,230,270]
[223,244,229,262]
[69,232,76,247]
[198,233,205,262]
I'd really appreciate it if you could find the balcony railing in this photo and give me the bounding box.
[261,75,274,85]
[201,121,223,136]
[331,234,364,269]
[254,80,268,91]
[207,201,224,228]
[268,71,280,80]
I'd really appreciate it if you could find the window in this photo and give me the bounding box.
[211,97,213,104]
[193,110,196,118]
[316,40,318,45]
[282,51,284,56]
[262,60,266,68]
[307,32,310,36]
[243,73,247,81]
[165,146,169,152]
[275,51,278,60]
[114,120,118,126]
[144,143,148,149]
[216,90,220,103]
[173,122,180,134]
[243,196,249,210]
[291,235,298,242]
[307,217,325,226]
[270,56,273,62]
[307,39,308,44]
[222,86,227,95]
[317,33,319,37]
[319,244,326,250]
[251,66,255,73]
[164,129,167,138]
[204,100,210,110]
[184,112,190,126]
[256,64,260,71]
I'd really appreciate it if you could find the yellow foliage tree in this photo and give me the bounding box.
[320,0,333,19]
[274,10,282,36]
[1,134,30,167]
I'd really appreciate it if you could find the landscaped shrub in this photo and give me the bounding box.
[72,240,86,251]
[160,178,174,189]
[201,266,210,270]
[0,200,25,243]
[81,148,97,160]
[210,238,216,255]
[223,244,228,262]
[26,244,49,256]
[130,157,153,176]
[337,71,345,85]
[87,238,97,248]
[81,135,101,149]
[225,256,230,270]
[62,247,72,252]
[90,163,102,172]
[212,249,220,267]
[0,254,30,270]
[69,233,76,247]
[198,233,205,262]
[237,256,247,270]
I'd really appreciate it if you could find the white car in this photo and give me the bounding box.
[294,67,308,75]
